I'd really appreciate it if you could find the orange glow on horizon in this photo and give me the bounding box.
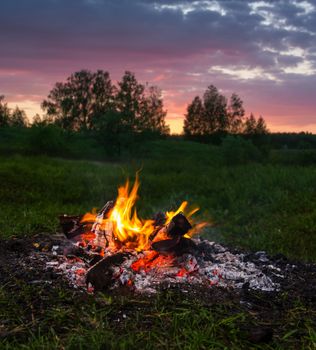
[7,100,42,122]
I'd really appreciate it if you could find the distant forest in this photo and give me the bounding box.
[1,69,316,154]
[0,69,267,134]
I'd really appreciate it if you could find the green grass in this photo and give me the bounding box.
[1,140,316,261]
[1,282,315,350]
[1,139,316,349]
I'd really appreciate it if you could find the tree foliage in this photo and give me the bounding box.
[10,106,28,127]
[32,114,44,126]
[203,85,228,134]
[0,95,10,127]
[140,86,169,134]
[183,96,204,135]
[244,113,269,134]
[228,93,245,133]
[92,110,127,156]
[116,71,144,130]
[42,70,169,135]
[42,70,115,131]
[0,96,28,128]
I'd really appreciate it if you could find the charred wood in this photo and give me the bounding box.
[86,253,129,291]
[166,213,192,237]
[151,236,180,253]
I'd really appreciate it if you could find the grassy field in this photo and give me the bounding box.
[1,139,316,261]
[1,139,316,349]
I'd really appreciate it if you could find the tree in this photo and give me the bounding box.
[203,85,228,133]
[184,85,228,135]
[10,106,28,127]
[140,86,169,134]
[244,113,257,134]
[32,114,43,126]
[228,93,245,133]
[256,116,269,134]
[244,113,269,134]
[42,70,115,131]
[0,95,10,127]
[116,71,169,135]
[183,96,205,136]
[116,71,145,131]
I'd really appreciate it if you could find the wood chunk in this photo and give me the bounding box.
[151,236,180,253]
[151,213,194,254]
[173,237,198,256]
[152,237,198,256]
[152,212,166,227]
[59,215,88,240]
[97,201,115,219]
[90,201,115,247]
[60,201,114,241]
[166,213,192,237]
[59,214,81,234]
[86,253,129,291]
[89,255,104,266]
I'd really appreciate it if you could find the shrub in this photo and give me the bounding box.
[28,125,68,156]
[221,135,263,165]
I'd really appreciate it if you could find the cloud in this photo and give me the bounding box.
[209,65,280,81]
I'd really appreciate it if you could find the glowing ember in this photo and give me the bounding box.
[131,251,175,273]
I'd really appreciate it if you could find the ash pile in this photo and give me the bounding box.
[46,202,281,294]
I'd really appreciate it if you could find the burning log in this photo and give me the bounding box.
[166,213,192,237]
[90,201,115,248]
[152,237,198,256]
[152,212,166,227]
[151,236,180,253]
[59,201,114,242]
[151,213,194,255]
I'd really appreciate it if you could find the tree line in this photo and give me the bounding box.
[0,69,268,138]
[184,85,268,137]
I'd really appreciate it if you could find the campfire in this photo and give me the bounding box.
[52,177,279,294]
[66,176,204,254]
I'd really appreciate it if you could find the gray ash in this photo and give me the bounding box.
[44,237,280,294]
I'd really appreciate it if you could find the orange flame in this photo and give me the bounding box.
[108,178,155,250]
[81,176,204,251]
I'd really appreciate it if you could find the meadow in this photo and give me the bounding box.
[1,134,316,349]
[1,137,316,261]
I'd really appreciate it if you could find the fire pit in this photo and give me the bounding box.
[49,177,279,294]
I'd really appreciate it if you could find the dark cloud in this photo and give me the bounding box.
[277,54,302,66]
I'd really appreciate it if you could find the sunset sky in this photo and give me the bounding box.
[1,0,315,133]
